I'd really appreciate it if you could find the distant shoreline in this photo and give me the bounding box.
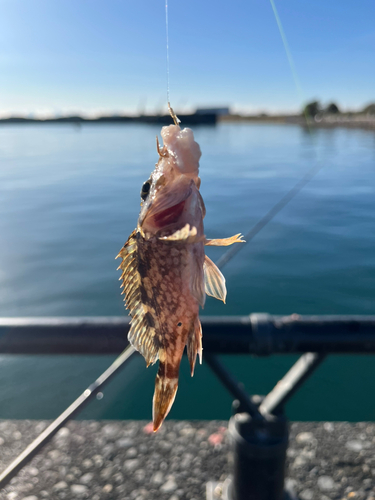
[1,112,375,131]
[0,113,217,126]
[219,114,375,131]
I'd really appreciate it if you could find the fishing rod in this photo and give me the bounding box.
[0,345,136,489]
[216,162,323,270]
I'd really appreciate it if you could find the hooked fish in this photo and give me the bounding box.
[117,116,243,431]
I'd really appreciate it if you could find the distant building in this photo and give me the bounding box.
[195,107,230,116]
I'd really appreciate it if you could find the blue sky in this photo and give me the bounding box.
[0,0,374,116]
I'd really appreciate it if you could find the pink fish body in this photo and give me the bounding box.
[117,123,243,431]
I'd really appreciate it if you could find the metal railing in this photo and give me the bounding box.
[1,313,375,354]
[0,314,374,499]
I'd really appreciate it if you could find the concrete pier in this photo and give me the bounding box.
[0,420,374,500]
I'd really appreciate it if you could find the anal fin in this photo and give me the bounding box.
[186,317,203,376]
[205,234,245,246]
[204,255,227,303]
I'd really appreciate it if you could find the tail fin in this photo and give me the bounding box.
[152,363,178,432]
[186,317,202,376]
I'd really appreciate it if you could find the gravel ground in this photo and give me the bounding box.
[0,420,374,500]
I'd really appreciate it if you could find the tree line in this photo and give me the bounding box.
[303,101,375,117]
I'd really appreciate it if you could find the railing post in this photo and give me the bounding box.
[227,410,289,500]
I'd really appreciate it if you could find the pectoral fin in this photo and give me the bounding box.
[159,224,205,244]
[205,234,245,246]
[203,255,227,303]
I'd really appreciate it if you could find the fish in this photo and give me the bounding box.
[116,114,244,431]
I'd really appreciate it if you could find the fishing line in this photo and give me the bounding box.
[215,1,328,269]
[269,0,304,109]
[0,2,178,488]
[165,0,170,105]
[165,0,179,124]
[269,0,312,128]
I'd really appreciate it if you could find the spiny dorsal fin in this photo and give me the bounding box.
[203,255,227,303]
[205,234,245,246]
[116,230,159,366]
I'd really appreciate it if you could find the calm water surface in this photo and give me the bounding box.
[0,123,374,421]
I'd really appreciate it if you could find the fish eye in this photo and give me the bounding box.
[140,179,151,201]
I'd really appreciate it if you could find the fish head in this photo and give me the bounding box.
[138,124,205,236]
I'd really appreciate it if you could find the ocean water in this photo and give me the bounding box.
[0,122,374,421]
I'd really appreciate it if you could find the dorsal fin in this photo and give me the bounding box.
[203,255,227,303]
[116,230,159,366]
